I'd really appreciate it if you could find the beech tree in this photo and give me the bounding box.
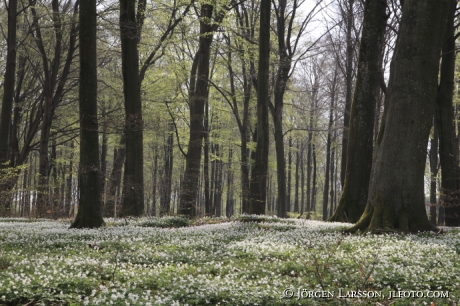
[349,0,450,232]
[435,0,460,226]
[330,0,388,223]
[70,0,104,228]
[249,0,270,215]
[178,1,230,217]
[0,0,18,216]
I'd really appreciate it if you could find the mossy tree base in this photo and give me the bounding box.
[346,201,438,234]
[344,0,450,234]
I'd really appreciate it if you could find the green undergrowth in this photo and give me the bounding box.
[0,218,459,305]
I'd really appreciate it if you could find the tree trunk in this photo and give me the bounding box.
[226,148,234,217]
[151,145,158,216]
[323,69,337,220]
[105,136,126,218]
[0,0,18,190]
[204,100,211,216]
[430,118,439,225]
[70,0,104,228]
[349,0,450,233]
[100,108,108,208]
[435,0,460,226]
[287,137,292,213]
[249,0,271,215]
[66,142,74,216]
[330,0,388,223]
[294,146,300,213]
[179,4,216,217]
[0,1,21,215]
[300,144,305,216]
[340,0,355,188]
[214,144,223,217]
[119,0,144,217]
[161,122,174,215]
[311,143,317,213]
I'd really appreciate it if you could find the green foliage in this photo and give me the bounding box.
[138,216,190,228]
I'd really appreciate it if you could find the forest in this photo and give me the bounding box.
[1,0,460,304]
[0,0,459,230]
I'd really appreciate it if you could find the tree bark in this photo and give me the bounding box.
[330,0,388,223]
[430,117,439,225]
[70,0,104,228]
[340,0,355,188]
[349,0,450,232]
[249,0,270,215]
[0,0,18,183]
[104,136,125,218]
[226,148,234,217]
[179,4,217,217]
[435,0,460,226]
[119,0,144,217]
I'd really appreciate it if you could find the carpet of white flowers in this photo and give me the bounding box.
[0,216,459,305]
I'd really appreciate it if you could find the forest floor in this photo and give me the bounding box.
[0,216,459,306]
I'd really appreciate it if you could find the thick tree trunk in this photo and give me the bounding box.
[436,0,460,226]
[249,0,270,215]
[0,0,18,182]
[70,0,104,228]
[119,0,144,217]
[349,0,450,233]
[330,0,387,223]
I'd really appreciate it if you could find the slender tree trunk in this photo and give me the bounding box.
[70,0,104,228]
[323,70,337,220]
[65,142,74,216]
[294,144,300,213]
[105,136,125,218]
[204,101,211,216]
[226,148,234,217]
[430,117,439,225]
[300,144,305,216]
[340,0,355,188]
[100,107,108,208]
[161,123,174,215]
[179,4,216,217]
[287,137,292,213]
[151,145,158,216]
[214,145,223,217]
[312,143,317,213]
[349,0,450,233]
[330,0,388,223]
